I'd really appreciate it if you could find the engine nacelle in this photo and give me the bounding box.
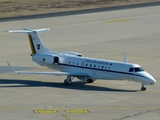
[32,54,60,66]
[53,56,59,64]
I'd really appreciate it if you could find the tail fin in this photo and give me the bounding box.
[123,53,128,63]
[9,28,55,55]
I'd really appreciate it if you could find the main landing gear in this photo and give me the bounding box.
[141,85,146,91]
[64,76,94,85]
[64,76,74,85]
[86,78,94,83]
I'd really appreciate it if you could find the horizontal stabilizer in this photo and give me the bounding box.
[8,28,50,33]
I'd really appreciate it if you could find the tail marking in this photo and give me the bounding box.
[28,35,36,54]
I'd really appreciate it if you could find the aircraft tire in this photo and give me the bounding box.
[64,79,71,85]
[87,78,94,83]
[141,87,146,91]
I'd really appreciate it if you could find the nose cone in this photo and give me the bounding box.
[144,72,156,84]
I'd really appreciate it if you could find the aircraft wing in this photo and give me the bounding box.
[7,61,89,77]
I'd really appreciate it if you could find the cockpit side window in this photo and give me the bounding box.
[129,68,134,72]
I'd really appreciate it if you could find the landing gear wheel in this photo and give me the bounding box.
[64,79,71,85]
[141,87,146,91]
[87,78,94,83]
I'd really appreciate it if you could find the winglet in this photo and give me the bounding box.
[124,53,128,63]
[7,61,17,73]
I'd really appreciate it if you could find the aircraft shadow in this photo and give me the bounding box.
[0,79,137,92]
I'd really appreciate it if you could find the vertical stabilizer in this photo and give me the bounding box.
[124,53,128,63]
[9,28,55,55]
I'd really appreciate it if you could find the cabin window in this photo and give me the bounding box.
[94,65,96,68]
[101,66,103,69]
[90,64,92,67]
[69,61,71,64]
[77,63,79,66]
[86,64,88,67]
[73,62,74,65]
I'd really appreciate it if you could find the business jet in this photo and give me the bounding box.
[8,28,156,91]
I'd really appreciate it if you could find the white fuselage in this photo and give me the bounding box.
[32,53,156,85]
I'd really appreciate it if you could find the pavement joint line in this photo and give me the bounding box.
[113,107,160,120]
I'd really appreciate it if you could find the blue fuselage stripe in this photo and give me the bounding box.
[57,63,146,79]
[59,63,130,74]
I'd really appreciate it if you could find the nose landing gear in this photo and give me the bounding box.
[141,85,146,91]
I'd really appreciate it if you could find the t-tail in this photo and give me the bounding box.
[9,28,55,55]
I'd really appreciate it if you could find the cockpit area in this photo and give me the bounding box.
[129,67,144,72]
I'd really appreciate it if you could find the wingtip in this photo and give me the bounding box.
[7,61,17,73]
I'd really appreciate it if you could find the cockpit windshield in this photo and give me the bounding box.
[129,67,144,72]
[134,67,144,72]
